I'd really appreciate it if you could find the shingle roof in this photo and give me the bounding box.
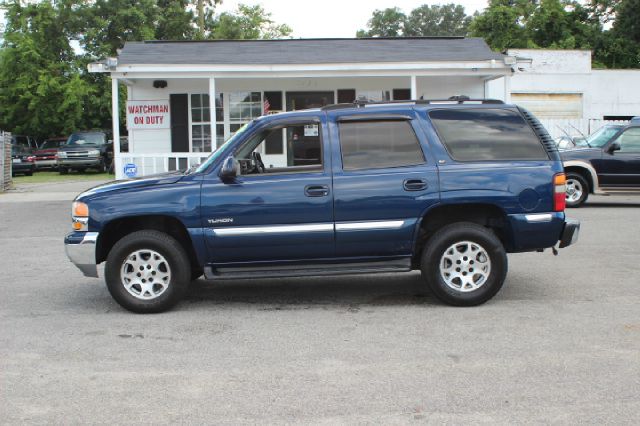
[117,37,504,65]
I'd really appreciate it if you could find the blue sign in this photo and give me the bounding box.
[123,163,138,178]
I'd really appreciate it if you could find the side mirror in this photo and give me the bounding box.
[219,156,239,181]
[608,142,621,154]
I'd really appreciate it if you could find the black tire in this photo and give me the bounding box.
[25,171,33,176]
[105,230,191,313]
[565,172,589,208]
[59,167,68,175]
[76,168,86,173]
[420,222,508,306]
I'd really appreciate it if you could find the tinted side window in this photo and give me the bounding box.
[429,109,549,161]
[616,128,640,152]
[339,120,425,171]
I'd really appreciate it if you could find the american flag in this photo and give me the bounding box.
[263,97,270,114]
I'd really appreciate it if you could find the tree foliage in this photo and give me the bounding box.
[357,4,473,37]
[0,0,292,138]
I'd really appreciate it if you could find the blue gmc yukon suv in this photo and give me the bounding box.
[64,99,579,313]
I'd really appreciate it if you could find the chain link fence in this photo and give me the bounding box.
[1,130,12,191]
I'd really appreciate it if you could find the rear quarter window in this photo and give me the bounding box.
[428,108,549,161]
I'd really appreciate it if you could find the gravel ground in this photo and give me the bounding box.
[1,183,639,423]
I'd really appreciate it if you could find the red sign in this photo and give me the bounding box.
[126,100,170,130]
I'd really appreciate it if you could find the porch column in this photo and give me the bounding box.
[410,75,417,100]
[111,77,121,179]
[503,74,511,103]
[209,77,216,151]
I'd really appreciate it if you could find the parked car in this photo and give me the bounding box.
[64,99,579,313]
[11,135,38,154]
[57,131,113,174]
[34,137,67,170]
[561,118,640,207]
[11,144,36,176]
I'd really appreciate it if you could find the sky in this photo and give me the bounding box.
[216,0,490,38]
[0,1,491,40]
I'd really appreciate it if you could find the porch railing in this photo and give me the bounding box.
[114,152,211,180]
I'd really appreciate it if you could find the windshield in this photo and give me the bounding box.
[583,126,622,148]
[41,140,65,149]
[193,122,252,173]
[66,132,106,146]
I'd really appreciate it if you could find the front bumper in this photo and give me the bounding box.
[35,159,57,168]
[64,232,99,277]
[58,158,102,167]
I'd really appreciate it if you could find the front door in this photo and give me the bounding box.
[328,108,440,259]
[599,127,640,187]
[201,114,334,265]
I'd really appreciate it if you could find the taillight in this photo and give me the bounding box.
[554,173,566,212]
[26,156,35,162]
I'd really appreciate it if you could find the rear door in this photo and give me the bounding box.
[328,107,440,259]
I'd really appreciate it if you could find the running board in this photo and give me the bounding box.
[204,258,412,280]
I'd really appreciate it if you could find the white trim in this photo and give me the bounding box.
[212,223,333,236]
[335,220,406,231]
[211,220,408,237]
[111,77,121,179]
[111,61,510,74]
[209,77,216,153]
[562,160,600,192]
[524,214,553,223]
[410,75,417,99]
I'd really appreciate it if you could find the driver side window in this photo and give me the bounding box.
[617,128,640,152]
[235,121,323,175]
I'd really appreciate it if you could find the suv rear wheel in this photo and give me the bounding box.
[420,222,508,306]
[104,230,191,313]
[565,172,589,207]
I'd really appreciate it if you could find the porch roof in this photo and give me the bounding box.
[117,37,505,66]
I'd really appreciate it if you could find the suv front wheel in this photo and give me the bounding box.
[565,172,589,207]
[105,230,191,313]
[421,223,508,306]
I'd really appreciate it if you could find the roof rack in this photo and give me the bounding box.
[321,97,505,111]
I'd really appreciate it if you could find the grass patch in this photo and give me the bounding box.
[12,171,113,184]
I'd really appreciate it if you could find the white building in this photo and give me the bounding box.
[92,40,640,179]
[90,37,514,179]
[488,49,640,138]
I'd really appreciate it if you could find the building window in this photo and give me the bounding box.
[191,94,211,152]
[229,91,262,130]
[356,90,391,102]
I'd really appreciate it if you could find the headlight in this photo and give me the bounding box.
[88,149,100,156]
[72,201,89,231]
[57,151,67,158]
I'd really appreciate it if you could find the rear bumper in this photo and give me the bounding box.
[507,212,580,252]
[559,219,580,248]
[64,232,99,278]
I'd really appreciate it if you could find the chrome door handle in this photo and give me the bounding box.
[403,179,428,191]
[305,185,330,197]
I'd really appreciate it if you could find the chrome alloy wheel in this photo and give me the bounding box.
[439,241,491,292]
[565,178,584,203]
[120,249,171,300]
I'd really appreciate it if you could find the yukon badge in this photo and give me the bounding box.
[208,218,234,224]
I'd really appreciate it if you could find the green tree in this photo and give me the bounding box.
[211,4,292,39]
[469,0,532,50]
[0,1,92,139]
[405,4,473,37]
[356,7,406,37]
[156,0,197,40]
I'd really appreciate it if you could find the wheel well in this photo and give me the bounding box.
[96,215,199,270]
[413,203,509,266]
[564,166,593,194]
